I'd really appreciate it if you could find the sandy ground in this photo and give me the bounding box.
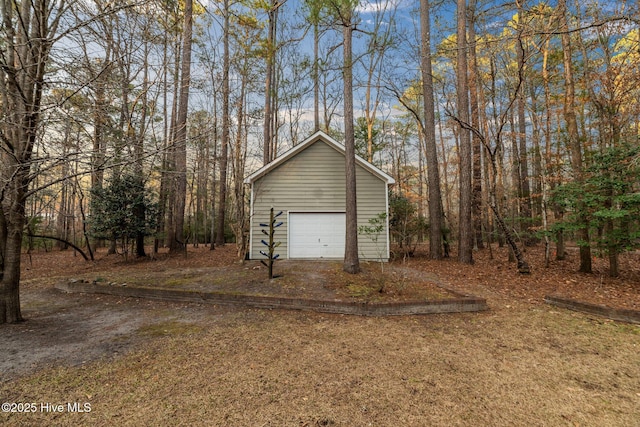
[1,286,225,382]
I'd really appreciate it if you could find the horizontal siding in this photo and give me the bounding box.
[250,139,389,261]
[356,175,387,261]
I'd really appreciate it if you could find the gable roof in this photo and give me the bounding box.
[244,130,396,185]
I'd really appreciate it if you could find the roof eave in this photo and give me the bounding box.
[243,130,396,185]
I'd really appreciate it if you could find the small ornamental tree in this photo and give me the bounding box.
[259,208,283,279]
[89,174,158,257]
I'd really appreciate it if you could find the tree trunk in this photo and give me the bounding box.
[134,37,150,258]
[91,60,108,193]
[313,20,320,131]
[515,2,532,240]
[604,193,619,277]
[342,9,360,274]
[420,0,444,259]
[163,34,182,252]
[216,0,231,247]
[363,9,390,164]
[559,0,592,273]
[169,0,193,253]
[456,0,473,264]
[155,30,171,253]
[1,150,30,324]
[467,0,484,250]
[57,148,70,250]
[234,71,248,257]
[0,0,63,323]
[210,99,218,250]
[263,0,279,165]
[1,215,24,324]
[490,203,531,274]
[0,205,6,280]
[529,85,543,226]
[540,36,565,260]
[487,150,531,274]
[510,113,521,234]
[488,58,506,248]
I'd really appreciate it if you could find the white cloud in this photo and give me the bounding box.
[356,0,411,15]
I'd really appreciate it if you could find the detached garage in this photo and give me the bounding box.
[244,131,395,261]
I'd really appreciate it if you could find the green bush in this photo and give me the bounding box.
[89,174,158,251]
[552,142,640,265]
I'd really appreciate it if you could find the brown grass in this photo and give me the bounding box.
[1,244,639,426]
[2,307,639,426]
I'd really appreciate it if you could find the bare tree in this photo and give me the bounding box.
[456,0,473,264]
[558,0,592,273]
[445,5,532,273]
[167,0,193,253]
[343,3,360,274]
[326,0,360,274]
[0,0,68,323]
[305,0,323,131]
[361,2,394,164]
[468,0,484,250]
[215,0,231,247]
[420,0,445,259]
[263,0,285,164]
[515,0,532,241]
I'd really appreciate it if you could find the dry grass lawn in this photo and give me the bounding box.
[1,245,639,426]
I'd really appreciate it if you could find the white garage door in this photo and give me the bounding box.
[289,212,345,259]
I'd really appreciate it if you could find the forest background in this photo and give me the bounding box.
[1,0,640,324]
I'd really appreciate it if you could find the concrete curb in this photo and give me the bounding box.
[544,295,640,325]
[56,280,488,317]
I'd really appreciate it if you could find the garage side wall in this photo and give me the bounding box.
[249,140,389,261]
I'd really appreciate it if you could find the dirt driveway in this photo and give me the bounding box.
[1,285,224,382]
